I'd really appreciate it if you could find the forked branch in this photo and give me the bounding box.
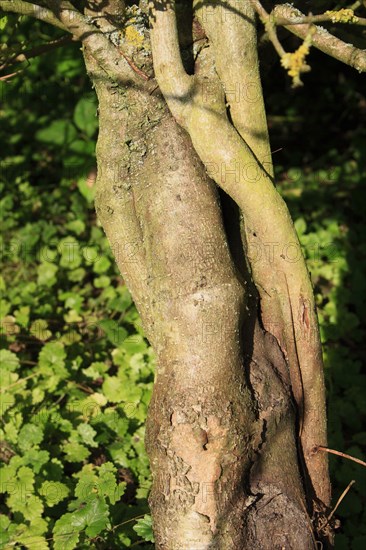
[249,1,366,77]
[0,0,67,29]
[274,4,366,73]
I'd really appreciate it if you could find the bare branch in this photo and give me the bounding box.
[274,4,366,73]
[315,445,366,468]
[275,8,366,27]
[250,0,313,87]
[149,0,192,119]
[195,0,274,174]
[44,1,147,86]
[249,0,286,57]
[0,0,67,30]
[0,35,71,71]
[0,69,23,80]
[1,1,151,98]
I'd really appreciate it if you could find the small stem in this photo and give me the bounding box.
[315,445,366,468]
[0,70,23,80]
[273,4,366,73]
[328,480,355,522]
[0,1,67,30]
[0,372,38,393]
[275,13,366,27]
[0,35,71,71]
[249,0,286,57]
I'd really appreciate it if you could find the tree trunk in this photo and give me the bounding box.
[79,1,332,547]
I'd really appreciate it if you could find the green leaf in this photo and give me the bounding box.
[13,306,30,327]
[70,497,109,538]
[133,515,154,542]
[82,362,108,381]
[123,335,148,355]
[0,350,19,372]
[98,319,127,346]
[0,275,5,292]
[108,289,133,313]
[39,481,69,507]
[73,95,98,137]
[0,16,8,31]
[107,442,129,467]
[37,261,58,287]
[93,255,111,274]
[30,319,52,341]
[27,517,48,536]
[294,217,307,236]
[36,120,77,146]
[22,449,50,474]
[98,462,126,504]
[61,292,83,312]
[102,376,142,404]
[38,342,66,372]
[17,532,49,550]
[53,513,80,550]
[65,219,85,235]
[94,275,110,288]
[64,309,83,323]
[77,423,98,448]
[12,519,49,548]
[77,176,95,204]
[59,237,82,270]
[18,423,44,451]
[7,494,43,522]
[63,442,90,462]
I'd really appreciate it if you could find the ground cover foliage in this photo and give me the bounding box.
[0,9,365,549]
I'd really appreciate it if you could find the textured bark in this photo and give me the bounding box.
[84,1,332,547]
[3,0,335,547]
[150,0,331,513]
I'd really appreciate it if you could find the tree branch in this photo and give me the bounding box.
[274,4,366,73]
[149,0,192,121]
[275,8,366,27]
[0,0,67,30]
[195,0,274,176]
[85,0,125,32]
[0,35,71,71]
[1,0,153,87]
[249,0,286,57]
[44,1,147,87]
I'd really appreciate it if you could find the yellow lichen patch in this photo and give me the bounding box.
[325,9,359,24]
[124,25,144,48]
[281,28,315,87]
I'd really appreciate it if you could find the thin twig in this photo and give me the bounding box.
[118,49,150,81]
[315,445,366,468]
[328,480,355,522]
[0,0,67,31]
[275,13,366,27]
[0,372,38,393]
[0,35,71,71]
[110,514,146,531]
[0,70,22,80]
[273,4,366,73]
[249,0,286,57]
